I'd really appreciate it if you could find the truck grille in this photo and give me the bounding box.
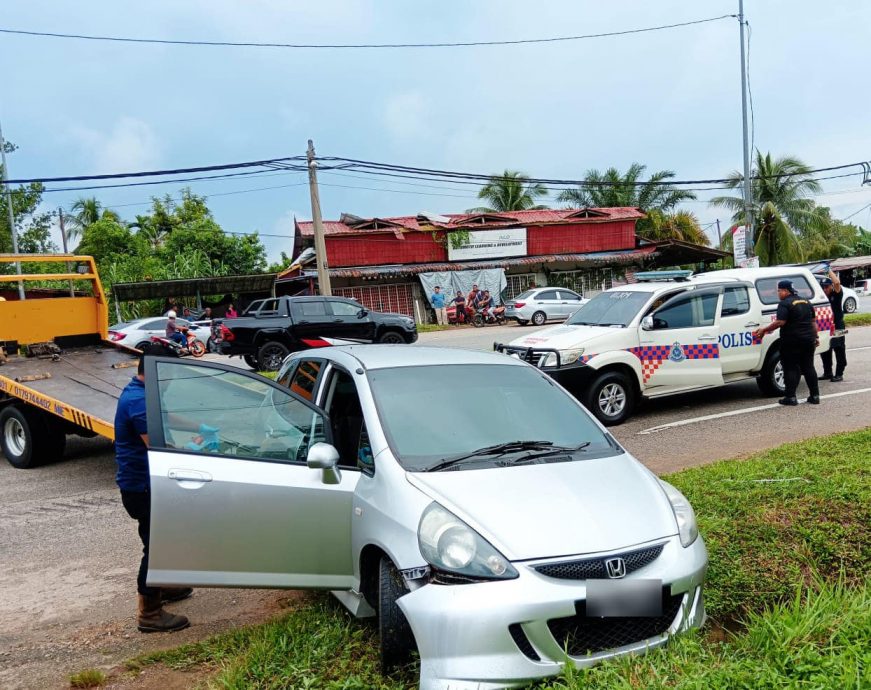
[501,346,548,367]
[547,592,684,657]
[534,545,663,580]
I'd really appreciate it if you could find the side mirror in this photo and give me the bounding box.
[641,315,654,331]
[307,442,342,484]
[357,308,369,319]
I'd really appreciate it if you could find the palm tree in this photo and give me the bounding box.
[467,170,548,213]
[557,163,696,213]
[710,152,829,266]
[644,209,710,246]
[64,197,103,241]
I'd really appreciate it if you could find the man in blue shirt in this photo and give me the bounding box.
[430,285,447,326]
[115,347,191,633]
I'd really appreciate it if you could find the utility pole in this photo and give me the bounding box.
[738,0,754,256]
[58,208,75,296]
[0,118,25,299]
[307,139,332,296]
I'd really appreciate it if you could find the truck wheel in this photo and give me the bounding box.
[757,348,786,396]
[843,297,857,313]
[1,407,66,469]
[207,336,219,353]
[378,557,415,674]
[243,354,259,370]
[586,371,635,426]
[532,310,547,326]
[257,341,289,372]
[378,331,405,344]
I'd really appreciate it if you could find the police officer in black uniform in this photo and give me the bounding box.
[819,267,846,382]
[753,279,820,406]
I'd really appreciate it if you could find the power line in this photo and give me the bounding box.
[38,168,305,194]
[0,16,735,50]
[842,202,871,221]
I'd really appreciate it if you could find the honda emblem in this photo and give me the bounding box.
[605,557,626,579]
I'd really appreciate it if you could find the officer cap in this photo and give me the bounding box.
[819,277,833,287]
[777,279,795,292]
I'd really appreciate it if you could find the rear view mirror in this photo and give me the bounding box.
[357,309,368,318]
[307,442,342,484]
[641,315,654,331]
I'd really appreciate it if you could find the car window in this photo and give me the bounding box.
[560,291,582,301]
[257,298,280,316]
[153,361,327,464]
[292,301,327,317]
[566,290,653,327]
[755,275,814,304]
[243,300,264,315]
[721,286,750,316]
[323,368,365,469]
[144,319,167,330]
[537,290,558,300]
[653,291,719,329]
[514,290,536,300]
[288,359,323,401]
[276,361,298,389]
[328,300,362,317]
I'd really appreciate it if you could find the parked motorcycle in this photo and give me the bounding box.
[471,308,506,328]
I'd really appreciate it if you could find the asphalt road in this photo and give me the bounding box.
[1,318,870,688]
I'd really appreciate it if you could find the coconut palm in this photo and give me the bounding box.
[65,197,121,242]
[467,170,548,213]
[645,209,710,246]
[709,152,829,266]
[557,163,696,213]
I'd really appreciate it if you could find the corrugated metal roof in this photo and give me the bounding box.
[113,274,278,301]
[297,207,644,237]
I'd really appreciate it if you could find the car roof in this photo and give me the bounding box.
[298,345,528,371]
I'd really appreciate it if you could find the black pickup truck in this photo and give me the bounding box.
[220,296,418,370]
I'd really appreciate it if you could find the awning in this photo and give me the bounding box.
[831,255,871,272]
[112,274,278,302]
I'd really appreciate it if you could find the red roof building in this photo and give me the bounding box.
[281,207,725,322]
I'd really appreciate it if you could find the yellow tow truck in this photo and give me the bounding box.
[0,254,139,468]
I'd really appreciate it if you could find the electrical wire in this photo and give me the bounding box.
[842,202,871,221]
[0,16,735,50]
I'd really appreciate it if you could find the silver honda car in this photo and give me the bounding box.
[143,346,707,690]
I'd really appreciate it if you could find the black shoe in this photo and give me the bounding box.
[778,397,799,406]
[819,372,833,381]
[807,395,820,405]
[830,375,843,382]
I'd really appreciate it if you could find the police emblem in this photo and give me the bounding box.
[668,342,685,362]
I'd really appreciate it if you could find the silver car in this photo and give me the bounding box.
[142,347,707,689]
[108,316,206,350]
[504,287,589,326]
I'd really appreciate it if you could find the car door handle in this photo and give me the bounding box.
[744,322,760,328]
[333,318,343,323]
[699,335,718,341]
[168,469,212,482]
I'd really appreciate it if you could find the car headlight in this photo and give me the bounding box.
[541,347,585,368]
[418,503,518,581]
[660,481,699,547]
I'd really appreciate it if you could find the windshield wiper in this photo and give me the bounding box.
[423,440,558,472]
[505,442,592,464]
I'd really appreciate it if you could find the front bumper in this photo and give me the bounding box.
[494,343,595,393]
[399,535,707,690]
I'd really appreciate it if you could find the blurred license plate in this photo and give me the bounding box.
[586,579,662,617]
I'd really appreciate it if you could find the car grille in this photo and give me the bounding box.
[502,346,548,367]
[547,592,684,657]
[534,545,664,580]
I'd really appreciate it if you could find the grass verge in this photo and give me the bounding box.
[844,312,871,327]
[68,668,107,688]
[129,429,871,689]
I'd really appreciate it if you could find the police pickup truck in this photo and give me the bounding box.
[495,267,834,425]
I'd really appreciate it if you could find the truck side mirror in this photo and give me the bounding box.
[307,442,342,484]
[641,315,655,331]
[357,308,368,318]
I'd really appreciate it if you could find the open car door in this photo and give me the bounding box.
[144,357,359,589]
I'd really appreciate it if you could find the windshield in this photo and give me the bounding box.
[368,364,619,471]
[513,290,536,300]
[565,290,653,327]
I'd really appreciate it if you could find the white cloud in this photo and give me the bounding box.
[383,91,431,142]
[70,117,160,173]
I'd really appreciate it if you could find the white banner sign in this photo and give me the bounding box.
[732,225,747,264]
[448,227,527,261]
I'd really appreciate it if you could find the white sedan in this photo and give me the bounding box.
[108,317,208,350]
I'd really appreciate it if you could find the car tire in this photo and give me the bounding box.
[135,340,151,351]
[257,341,290,372]
[378,331,405,344]
[243,354,260,370]
[757,347,785,396]
[843,297,857,313]
[206,336,218,353]
[586,371,635,426]
[1,406,66,469]
[532,310,547,326]
[378,557,415,674]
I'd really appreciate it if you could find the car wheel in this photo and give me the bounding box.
[206,336,218,353]
[257,341,290,372]
[378,331,405,344]
[0,407,65,469]
[586,371,634,426]
[843,297,857,313]
[243,354,259,370]
[757,348,785,396]
[532,310,547,326]
[378,557,415,674]
[135,340,151,351]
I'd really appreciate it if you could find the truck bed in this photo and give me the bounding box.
[0,345,140,440]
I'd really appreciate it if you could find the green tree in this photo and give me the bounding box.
[710,152,830,266]
[644,209,710,246]
[467,170,548,212]
[75,216,145,266]
[0,141,56,260]
[797,206,861,261]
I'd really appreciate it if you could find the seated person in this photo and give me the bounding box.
[165,311,188,348]
[477,290,493,316]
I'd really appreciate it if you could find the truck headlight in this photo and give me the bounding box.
[660,481,699,547]
[418,503,518,581]
[541,347,585,368]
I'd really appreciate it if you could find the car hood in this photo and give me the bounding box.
[406,453,678,560]
[507,323,621,351]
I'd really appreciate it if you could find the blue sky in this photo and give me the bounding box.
[2,0,870,261]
